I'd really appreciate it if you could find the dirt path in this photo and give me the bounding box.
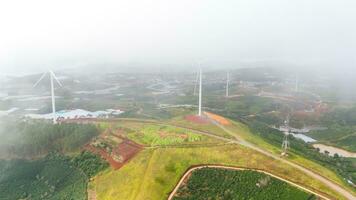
[167,165,331,200]
[131,149,156,200]
[87,189,97,200]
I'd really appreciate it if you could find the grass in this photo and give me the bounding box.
[102,121,221,147]
[332,135,356,152]
[168,115,234,139]
[127,124,203,146]
[91,144,345,200]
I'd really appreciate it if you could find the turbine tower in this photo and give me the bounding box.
[281,133,289,156]
[33,70,62,124]
[193,68,199,96]
[198,67,202,116]
[225,71,229,97]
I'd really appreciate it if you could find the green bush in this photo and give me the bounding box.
[71,151,109,178]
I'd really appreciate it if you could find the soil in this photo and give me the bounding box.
[86,136,143,170]
[185,115,210,124]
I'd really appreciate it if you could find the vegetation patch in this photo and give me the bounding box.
[0,120,99,158]
[128,124,203,146]
[71,151,109,178]
[173,168,315,200]
[0,153,87,200]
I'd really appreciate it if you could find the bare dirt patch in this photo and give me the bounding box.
[185,115,210,124]
[86,136,143,170]
[204,112,231,125]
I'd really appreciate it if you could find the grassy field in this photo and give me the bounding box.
[168,115,234,139]
[91,143,345,200]
[101,120,222,147]
[173,168,315,200]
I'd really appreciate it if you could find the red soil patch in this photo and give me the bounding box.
[85,138,143,170]
[185,115,210,124]
[204,112,231,125]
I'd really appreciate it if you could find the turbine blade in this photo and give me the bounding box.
[49,70,63,87]
[33,72,47,88]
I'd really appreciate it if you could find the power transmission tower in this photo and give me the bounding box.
[281,133,290,156]
[281,114,290,156]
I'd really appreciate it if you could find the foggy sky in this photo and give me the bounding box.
[0,0,355,74]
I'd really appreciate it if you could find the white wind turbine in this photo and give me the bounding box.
[33,70,63,124]
[225,71,229,97]
[198,65,202,116]
[193,68,199,96]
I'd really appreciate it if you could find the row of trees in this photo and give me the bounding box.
[1,120,99,158]
[174,168,314,200]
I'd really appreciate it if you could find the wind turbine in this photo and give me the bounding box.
[225,71,229,97]
[193,68,199,96]
[198,66,202,116]
[33,70,63,124]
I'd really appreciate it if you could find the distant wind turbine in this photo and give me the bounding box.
[225,71,229,97]
[193,68,199,96]
[198,66,202,116]
[33,70,63,124]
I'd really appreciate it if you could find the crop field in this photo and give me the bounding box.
[127,124,203,146]
[173,168,315,200]
[91,144,345,200]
